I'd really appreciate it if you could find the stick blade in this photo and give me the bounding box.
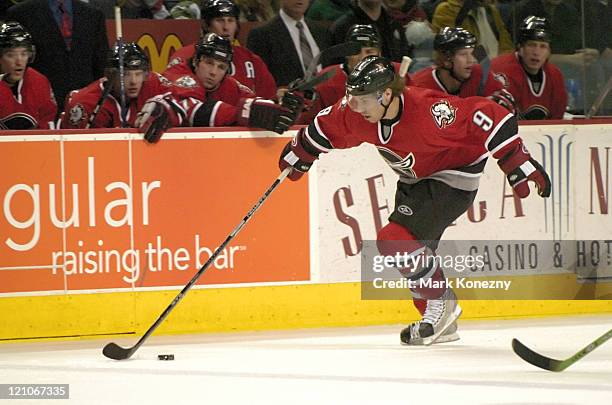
[320,41,361,66]
[103,342,134,360]
[512,338,564,372]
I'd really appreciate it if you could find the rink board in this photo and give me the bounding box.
[1,122,611,340]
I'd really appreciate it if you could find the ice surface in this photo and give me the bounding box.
[1,315,611,404]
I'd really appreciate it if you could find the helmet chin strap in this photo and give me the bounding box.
[441,54,466,84]
[378,92,395,119]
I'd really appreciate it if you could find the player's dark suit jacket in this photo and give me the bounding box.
[246,15,330,87]
[7,0,108,112]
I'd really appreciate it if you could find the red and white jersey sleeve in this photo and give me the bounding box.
[304,87,518,191]
[0,67,57,129]
[491,52,567,119]
[412,64,504,98]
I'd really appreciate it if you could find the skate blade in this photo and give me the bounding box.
[400,331,460,346]
[422,305,462,346]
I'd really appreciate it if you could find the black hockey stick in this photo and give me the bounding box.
[85,73,115,129]
[115,6,128,128]
[290,68,336,92]
[102,167,292,360]
[512,328,612,371]
[289,41,361,92]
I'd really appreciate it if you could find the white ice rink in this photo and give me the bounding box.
[1,315,611,405]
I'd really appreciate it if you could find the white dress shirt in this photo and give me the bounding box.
[279,8,321,74]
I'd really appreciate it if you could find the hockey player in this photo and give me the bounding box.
[165,32,297,134]
[61,42,185,142]
[411,27,514,112]
[164,0,277,99]
[278,56,551,345]
[296,24,411,123]
[0,22,56,130]
[490,16,567,120]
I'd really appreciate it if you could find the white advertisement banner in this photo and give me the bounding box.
[314,123,612,283]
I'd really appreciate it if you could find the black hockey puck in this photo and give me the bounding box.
[158,354,174,361]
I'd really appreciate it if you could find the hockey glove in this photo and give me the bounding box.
[488,89,517,115]
[280,91,306,120]
[236,98,295,134]
[136,96,171,143]
[498,143,551,198]
[279,128,319,181]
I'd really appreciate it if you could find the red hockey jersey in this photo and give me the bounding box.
[61,73,184,129]
[411,64,504,98]
[0,68,57,130]
[490,52,567,120]
[306,87,517,191]
[165,43,277,99]
[165,65,255,127]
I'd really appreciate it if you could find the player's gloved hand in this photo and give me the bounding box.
[498,143,551,198]
[236,97,295,134]
[280,91,305,120]
[278,128,318,181]
[136,96,171,143]
[488,89,516,115]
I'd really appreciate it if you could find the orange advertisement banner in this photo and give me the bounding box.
[0,130,310,294]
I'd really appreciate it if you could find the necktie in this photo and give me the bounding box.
[57,0,72,49]
[295,21,313,72]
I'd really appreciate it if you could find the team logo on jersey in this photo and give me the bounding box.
[156,73,173,86]
[69,104,87,126]
[377,147,417,178]
[397,205,413,216]
[175,75,197,88]
[493,72,509,88]
[431,100,457,129]
[166,57,183,69]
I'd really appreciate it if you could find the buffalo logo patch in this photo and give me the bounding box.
[175,75,197,88]
[493,72,509,88]
[166,57,183,69]
[431,100,457,129]
[156,73,173,86]
[69,104,87,126]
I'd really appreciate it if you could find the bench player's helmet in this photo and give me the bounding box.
[346,55,397,96]
[346,24,381,49]
[518,16,551,45]
[106,42,150,71]
[0,21,35,62]
[195,32,233,64]
[434,27,477,55]
[201,0,240,22]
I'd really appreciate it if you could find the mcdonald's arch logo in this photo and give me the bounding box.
[137,34,184,73]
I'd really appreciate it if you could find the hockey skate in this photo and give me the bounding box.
[400,288,462,346]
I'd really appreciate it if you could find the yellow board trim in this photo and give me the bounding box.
[1,279,611,341]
